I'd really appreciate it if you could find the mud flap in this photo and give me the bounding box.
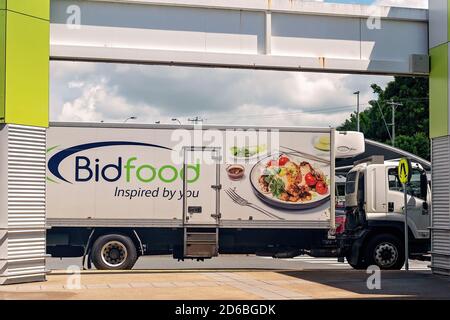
[348,231,369,265]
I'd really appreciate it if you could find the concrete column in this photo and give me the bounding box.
[429,0,450,276]
[0,0,49,285]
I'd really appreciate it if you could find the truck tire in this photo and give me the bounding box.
[364,234,405,270]
[91,234,138,270]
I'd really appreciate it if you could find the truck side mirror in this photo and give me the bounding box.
[420,172,428,200]
[422,202,429,215]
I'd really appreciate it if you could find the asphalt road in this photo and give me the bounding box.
[47,254,430,271]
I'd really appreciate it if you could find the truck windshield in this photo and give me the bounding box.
[345,171,357,194]
[388,168,427,201]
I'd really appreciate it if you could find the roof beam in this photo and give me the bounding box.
[50,0,429,75]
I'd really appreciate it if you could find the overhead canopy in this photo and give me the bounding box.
[49,0,429,75]
[336,139,431,173]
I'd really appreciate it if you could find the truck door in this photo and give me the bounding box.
[182,146,221,258]
[387,167,430,239]
[345,170,366,231]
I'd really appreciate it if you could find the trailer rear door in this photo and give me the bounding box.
[182,146,221,225]
[182,146,221,258]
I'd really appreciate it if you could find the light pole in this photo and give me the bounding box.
[387,100,403,147]
[123,116,137,123]
[353,91,360,132]
[171,118,182,125]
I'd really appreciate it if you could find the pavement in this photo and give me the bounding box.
[46,254,431,271]
[1,255,447,300]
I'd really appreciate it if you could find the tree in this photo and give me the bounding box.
[338,76,429,160]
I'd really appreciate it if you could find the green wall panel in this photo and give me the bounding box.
[0,10,5,122]
[0,1,5,10]
[430,44,449,139]
[6,0,49,20]
[4,10,49,127]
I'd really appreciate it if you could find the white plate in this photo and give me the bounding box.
[249,152,331,210]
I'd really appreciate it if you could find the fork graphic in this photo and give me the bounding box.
[225,188,285,220]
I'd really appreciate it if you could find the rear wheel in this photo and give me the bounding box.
[91,234,138,270]
[364,234,405,270]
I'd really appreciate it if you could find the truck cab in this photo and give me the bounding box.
[338,156,431,270]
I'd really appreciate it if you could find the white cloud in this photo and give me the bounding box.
[57,77,163,123]
[51,61,392,127]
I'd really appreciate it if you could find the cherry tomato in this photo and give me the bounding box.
[305,173,317,187]
[315,181,328,195]
[278,156,290,166]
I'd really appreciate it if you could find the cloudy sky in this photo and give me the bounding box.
[50,0,428,127]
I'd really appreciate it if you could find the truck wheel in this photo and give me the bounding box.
[365,234,405,270]
[91,234,138,270]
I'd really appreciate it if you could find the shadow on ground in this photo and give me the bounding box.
[278,269,450,299]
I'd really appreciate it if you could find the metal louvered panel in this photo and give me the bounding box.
[432,230,450,253]
[431,137,450,275]
[8,125,46,229]
[0,125,47,285]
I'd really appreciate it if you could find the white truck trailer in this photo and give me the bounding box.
[45,122,365,270]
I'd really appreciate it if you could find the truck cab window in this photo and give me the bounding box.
[357,172,365,211]
[345,171,357,194]
[388,168,427,201]
[337,184,345,197]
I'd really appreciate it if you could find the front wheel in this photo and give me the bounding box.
[91,234,138,270]
[364,234,405,270]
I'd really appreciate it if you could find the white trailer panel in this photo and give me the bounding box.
[46,124,338,229]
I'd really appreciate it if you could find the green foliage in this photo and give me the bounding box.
[394,133,430,160]
[338,76,429,160]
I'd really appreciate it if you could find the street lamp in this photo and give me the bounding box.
[123,116,137,123]
[353,91,360,132]
[171,118,182,125]
[387,100,403,147]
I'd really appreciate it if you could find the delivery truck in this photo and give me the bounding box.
[45,122,365,270]
[337,156,431,270]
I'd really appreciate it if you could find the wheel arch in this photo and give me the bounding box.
[362,221,408,251]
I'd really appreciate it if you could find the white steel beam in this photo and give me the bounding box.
[50,0,429,75]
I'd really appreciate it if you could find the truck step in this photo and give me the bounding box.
[184,230,218,258]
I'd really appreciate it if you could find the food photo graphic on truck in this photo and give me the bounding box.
[44,123,364,270]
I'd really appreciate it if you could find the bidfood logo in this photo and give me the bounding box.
[47,141,200,184]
